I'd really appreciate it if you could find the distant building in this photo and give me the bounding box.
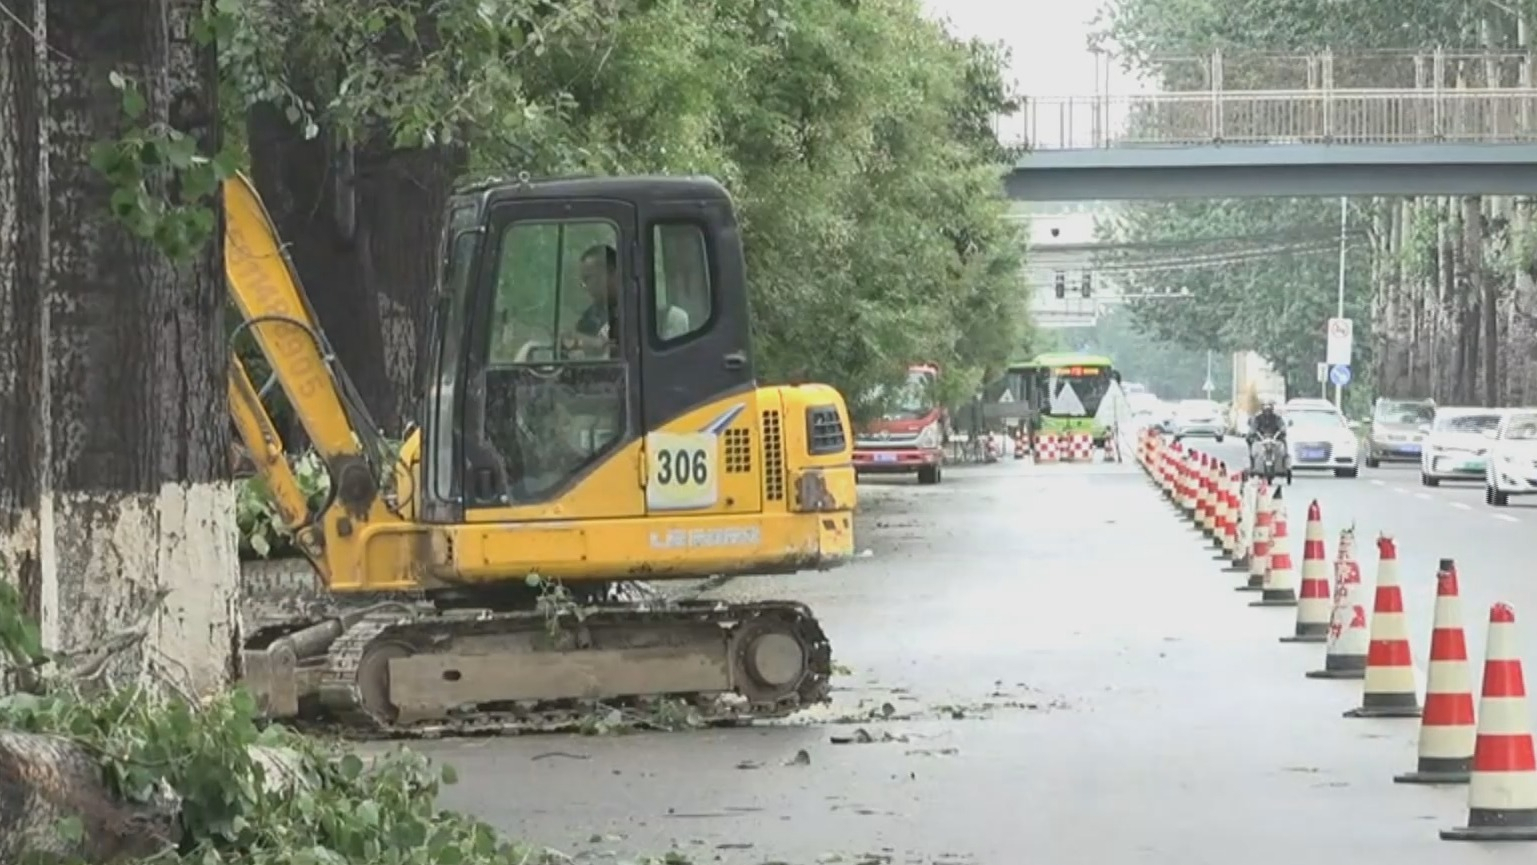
[1012,202,1127,329]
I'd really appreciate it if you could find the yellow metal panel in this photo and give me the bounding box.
[437,511,850,584]
[643,393,763,516]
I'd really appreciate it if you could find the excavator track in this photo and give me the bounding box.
[302,599,832,739]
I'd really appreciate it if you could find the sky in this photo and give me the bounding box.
[923,0,1155,154]
[921,0,1145,98]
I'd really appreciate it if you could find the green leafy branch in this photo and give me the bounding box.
[88,72,241,261]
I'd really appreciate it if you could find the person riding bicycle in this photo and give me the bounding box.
[1248,401,1285,441]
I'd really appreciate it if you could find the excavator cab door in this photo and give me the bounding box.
[636,193,760,516]
[446,196,646,520]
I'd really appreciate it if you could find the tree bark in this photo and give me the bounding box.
[246,108,465,436]
[42,0,238,694]
[0,731,179,863]
[0,0,50,649]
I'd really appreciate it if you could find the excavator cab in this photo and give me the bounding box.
[421,177,754,521]
[406,176,856,588]
[227,173,855,732]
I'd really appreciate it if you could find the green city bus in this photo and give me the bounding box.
[1006,352,1120,444]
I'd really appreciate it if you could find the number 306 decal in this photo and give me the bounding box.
[646,432,719,511]
[655,448,709,485]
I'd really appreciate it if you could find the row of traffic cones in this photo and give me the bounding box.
[1133,429,1537,842]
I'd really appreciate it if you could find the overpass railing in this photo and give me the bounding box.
[1001,89,1537,151]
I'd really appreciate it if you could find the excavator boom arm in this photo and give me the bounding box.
[223,174,373,464]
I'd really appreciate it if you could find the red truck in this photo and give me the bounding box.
[852,364,947,485]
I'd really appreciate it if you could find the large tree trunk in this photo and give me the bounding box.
[42,0,238,694]
[0,0,49,650]
[246,108,464,436]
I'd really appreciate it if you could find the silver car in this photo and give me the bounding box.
[1171,399,1226,442]
[1365,398,1435,467]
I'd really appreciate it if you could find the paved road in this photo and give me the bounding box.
[379,457,1532,864]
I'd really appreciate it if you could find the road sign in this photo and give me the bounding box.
[1329,364,1352,387]
[1202,378,1214,393]
[1316,362,1328,383]
[1326,317,1353,366]
[998,388,1015,404]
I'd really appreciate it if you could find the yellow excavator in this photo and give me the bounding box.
[224,171,857,735]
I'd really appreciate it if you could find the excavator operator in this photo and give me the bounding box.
[566,243,620,357]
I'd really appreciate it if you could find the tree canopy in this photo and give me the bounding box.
[201,0,1035,425]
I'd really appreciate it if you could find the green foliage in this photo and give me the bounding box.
[88,73,242,260]
[236,452,329,559]
[97,0,1032,441]
[216,0,1030,413]
[0,584,689,865]
[1097,198,1373,393]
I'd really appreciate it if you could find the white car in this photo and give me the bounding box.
[1284,409,1360,478]
[1421,407,1504,487]
[1485,410,1537,506]
[1285,397,1338,413]
[1171,399,1226,441]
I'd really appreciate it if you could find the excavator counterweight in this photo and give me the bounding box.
[225,172,855,735]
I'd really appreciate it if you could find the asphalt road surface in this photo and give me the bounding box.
[375,456,1537,865]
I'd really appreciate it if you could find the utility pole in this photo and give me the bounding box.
[1334,196,1347,407]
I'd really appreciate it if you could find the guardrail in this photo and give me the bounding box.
[1000,89,1537,150]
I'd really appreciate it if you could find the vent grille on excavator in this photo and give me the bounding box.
[805,405,846,455]
[761,409,785,501]
[723,427,752,473]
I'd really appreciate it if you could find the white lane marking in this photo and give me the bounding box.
[1495,513,1521,523]
[1414,492,1431,501]
[1392,487,1409,495]
[1370,479,1385,486]
[1450,502,1471,511]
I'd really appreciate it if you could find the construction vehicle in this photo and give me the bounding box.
[225,172,856,736]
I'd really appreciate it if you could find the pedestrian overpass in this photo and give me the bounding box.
[1005,62,1537,200]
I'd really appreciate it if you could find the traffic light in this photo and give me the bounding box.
[1080,272,1093,298]
[1053,271,1065,298]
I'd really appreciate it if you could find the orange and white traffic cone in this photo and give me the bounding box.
[1237,482,1272,592]
[1307,528,1369,680]
[1013,426,1026,460]
[1184,452,1199,519]
[1441,603,1537,841]
[1251,488,1297,607]
[1344,535,1421,719]
[1224,471,1249,573]
[1194,453,1213,534]
[1210,463,1232,558]
[1397,559,1476,785]
[1281,500,1330,642]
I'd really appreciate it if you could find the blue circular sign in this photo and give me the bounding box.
[1329,364,1352,387]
